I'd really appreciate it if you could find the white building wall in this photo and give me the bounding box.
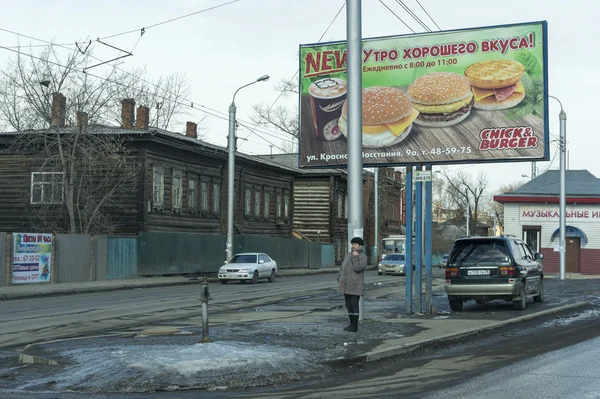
[503,203,600,250]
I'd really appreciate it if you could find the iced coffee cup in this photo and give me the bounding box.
[309,78,347,141]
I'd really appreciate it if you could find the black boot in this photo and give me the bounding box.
[348,315,358,332]
[343,315,353,331]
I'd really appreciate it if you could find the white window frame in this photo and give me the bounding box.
[30,172,64,204]
[153,167,164,207]
[337,194,343,218]
[245,188,252,215]
[344,194,348,219]
[213,183,220,212]
[264,192,270,217]
[172,171,182,209]
[276,194,282,217]
[188,178,197,209]
[284,193,290,218]
[255,190,261,216]
[200,181,208,211]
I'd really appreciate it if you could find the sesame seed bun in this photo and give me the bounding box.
[464,60,525,89]
[341,86,413,125]
[408,72,472,106]
[338,113,412,148]
[473,91,525,110]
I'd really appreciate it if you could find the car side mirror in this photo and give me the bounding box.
[259,260,264,264]
[535,253,544,260]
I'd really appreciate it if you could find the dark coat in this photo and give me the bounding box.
[337,251,368,296]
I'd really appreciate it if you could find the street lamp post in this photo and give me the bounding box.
[549,95,567,280]
[225,75,270,261]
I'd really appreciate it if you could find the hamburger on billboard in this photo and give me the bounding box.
[298,21,548,168]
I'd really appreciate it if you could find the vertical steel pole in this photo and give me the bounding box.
[347,0,364,320]
[415,165,423,313]
[405,167,413,315]
[374,168,379,264]
[226,103,236,261]
[425,164,432,313]
[559,109,567,280]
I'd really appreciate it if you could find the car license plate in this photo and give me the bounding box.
[467,269,489,276]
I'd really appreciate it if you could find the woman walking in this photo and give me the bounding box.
[338,237,368,332]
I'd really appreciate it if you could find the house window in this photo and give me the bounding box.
[188,179,197,209]
[276,194,282,217]
[245,188,252,215]
[31,172,63,204]
[153,168,164,206]
[213,183,220,212]
[284,194,289,218]
[337,194,343,218]
[201,182,208,211]
[264,192,270,216]
[344,194,348,219]
[255,190,261,216]
[172,171,182,209]
[523,226,541,253]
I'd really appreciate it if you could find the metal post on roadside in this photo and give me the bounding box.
[346,0,364,320]
[415,165,423,313]
[425,164,433,314]
[405,167,413,315]
[199,277,212,343]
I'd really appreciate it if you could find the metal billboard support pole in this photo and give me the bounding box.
[405,167,413,315]
[425,164,432,314]
[347,0,364,319]
[374,168,380,265]
[415,165,423,313]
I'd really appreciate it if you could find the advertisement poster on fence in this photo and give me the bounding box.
[12,233,52,284]
[298,21,548,168]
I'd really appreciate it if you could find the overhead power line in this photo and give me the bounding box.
[415,0,442,30]
[99,0,241,40]
[377,0,416,33]
[395,0,432,32]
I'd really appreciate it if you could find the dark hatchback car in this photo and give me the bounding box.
[444,236,544,311]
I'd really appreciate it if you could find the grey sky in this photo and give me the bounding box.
[1,0,595,194]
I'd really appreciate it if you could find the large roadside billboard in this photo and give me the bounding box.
[298,21,548,168]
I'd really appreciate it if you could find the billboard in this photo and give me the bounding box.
[298,21,548,168]
[12,233,52,284]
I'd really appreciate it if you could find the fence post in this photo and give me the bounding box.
[88,235,95,281]
[50,233,57,284]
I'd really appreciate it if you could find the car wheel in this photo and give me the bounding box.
[268,269,276,283]
[220,279,227,285]
[534,280,544,302]
[449,299,463,311]
[513,283,527,310]
[378,271,383,275]
[251,270,259,284]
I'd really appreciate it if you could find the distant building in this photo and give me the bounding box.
[494,170,600,275]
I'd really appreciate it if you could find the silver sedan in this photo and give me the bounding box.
[218,253,278,284]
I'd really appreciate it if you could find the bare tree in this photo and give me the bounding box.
[251,77,298,151]
[488,182,521,232]
[0,44,190,233]
[438,169,489,235]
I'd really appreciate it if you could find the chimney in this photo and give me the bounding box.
[121,98,135,129]
[394,171,402,181]
[186,121,197,139]
[76,111,88,129]
[136,106,149,130]
[51,93,66,128]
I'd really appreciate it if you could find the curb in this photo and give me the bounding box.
[347,301,591,364]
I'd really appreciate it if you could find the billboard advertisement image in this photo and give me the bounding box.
[12,233,52,284]
[298,21,548,168]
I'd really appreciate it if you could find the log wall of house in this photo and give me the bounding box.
[0,156,33,232]
[141,140,294,237]
[292,177,332,242]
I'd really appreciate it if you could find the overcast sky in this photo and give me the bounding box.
[1,0,596,195]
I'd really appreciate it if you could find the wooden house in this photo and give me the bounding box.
[0,96,297,238]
